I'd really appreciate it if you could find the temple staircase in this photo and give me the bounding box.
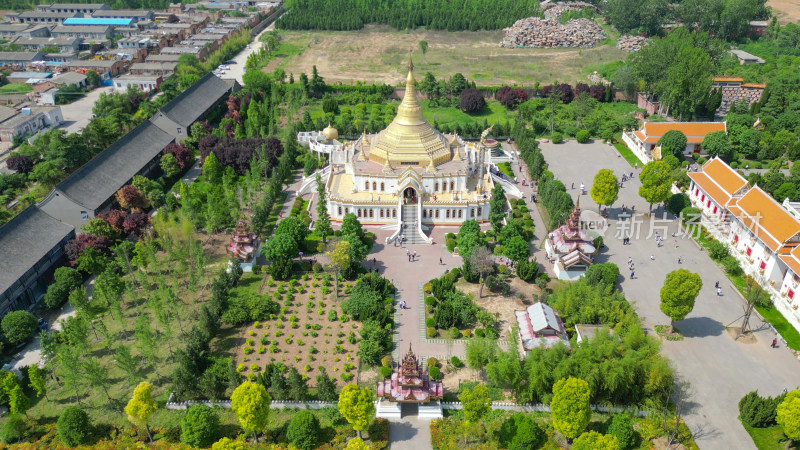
[401,205,430,245]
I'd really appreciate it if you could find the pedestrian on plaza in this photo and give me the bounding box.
[772,338,778,348]
[717,287,723,296]
[572,183,574,189]
[635,162,638,170]
[628,257,632,265]
[678,257,682,264]
[413,250,417,261]
[715,281,720,289]
[674,239,678,248]
[439,257,443,265]
[650,254,655,260]
[630,271,635,279]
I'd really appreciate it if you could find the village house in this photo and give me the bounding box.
[51,71,87,88]
[0,206,75,316]
[62,58,125,77]
[0,52,45,69]
[157,45,209,61]
[128,61,177,76]
[0,105,63,142]
[730,49,765,65]
[51,24,112,40]
[145,53,182,63]
[44,52,78,63]
[7,71,52,83]
[37,3,109,14]
[10,10,80,24]
[91,9,155,23]
[623,121,727,163]
[0,24,35,38]
[12,36,82,53]
[113,74,163,93]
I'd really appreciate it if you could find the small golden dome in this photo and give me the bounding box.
[322,123,338,141]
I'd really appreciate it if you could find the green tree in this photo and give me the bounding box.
[181,404,220,448]
[660,269,702,332]
[264,233,298,280]
[1,311,38,344]
[572,431,619,450]
[777,389,800,443]
[499,413,545,450]
[231,381,271,443]
[275,216,309,246]
[315,173,333,243]
[86,70,100,89]
[504,235,529,263]
[57,406,93,447]
[341,213,365,241]
[346,437,370,450]
[465,338,498,370]
[657,130,688,159]
[468,246,495,297]
[8,385,29,417]
[1,414,25,444]
[203,152,223,184]
[419,40,428,56]
[590,169,619,212]
[702,131,733,161]
[489,183,507,231]
[638,160,672,213]
[161,153,182,178]
[338,384,374,438]
[326,240,350,298]
[286,410,321,450]
[115,344,140,383]
[316,368,338,401]
[551,377,591,440]
[125,381,158,442]
[44,266,82,308]
[28,365,47,399]
[460,384,491,422]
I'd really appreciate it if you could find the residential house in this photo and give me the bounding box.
[0,206,75,315]
[113,74,162,93]
[118,36,161,49]
[38,3,109,14]
[145,53,181,63]
[128,62,176,76]
[623,121,727,163]
[62,17,132,28]
[7,71,52,83]
[157,45,208,60]
[38,120,175,227]
[91,9,154,23]
[44,52,77,63]
[515,302,570,350]
[0,23,33,38]
[149,72,233,140]
[730,49,766,65]
[153,12,178,23]
[12,36,81,53]
[51,71,87,88]
[0,106,63,141]
[12,11,80,24]
[51,24,112,39]
[63,58,124,77]
[98,47,147,62]
[0,52,45,68]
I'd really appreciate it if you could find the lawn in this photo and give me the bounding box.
[0,82,32,94]
[742,422,798,449]
[231,273,364,386]
[271,24,627,86]
[613,141,640,168]
[422,100,515,128]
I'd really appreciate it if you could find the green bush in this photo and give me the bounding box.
[722,256,742,275]
[428,365,442,380]
[427,357,438,367]
[517,199,527,206]
[474,328,485,338]
[450,356,464,369]
[450,267,461,278]
[697,157,707,165]
[57,406,92,447]
[425,296,437,307]
[607,414,636,450]
[426,318,436,328]
[739,390,785,428]
[1,415,25,444]
[312,262,323,272]
[666,193,691,215]
[681,160,690,168]
[286,410,321,450]
[181,404,220,448]
[499,413,546,450]
[448,326,460,339]
[730,161,739,168]
[379,365,392,379]
[427,327,438,338]
[516,259,538,282]
[551,132,564,144]
[680,207,701,224]
[706,240,729,260]
[1,311,38,345]
[576,130,591,143]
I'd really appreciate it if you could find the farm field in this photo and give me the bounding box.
[271,24,627,86]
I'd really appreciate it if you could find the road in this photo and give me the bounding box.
[221,17,279,84]
[536,140,800,449]
[57,85,115,134]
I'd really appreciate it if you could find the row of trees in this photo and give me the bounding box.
[277,0,542,31]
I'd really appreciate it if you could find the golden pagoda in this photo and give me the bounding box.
[368,57,450,167]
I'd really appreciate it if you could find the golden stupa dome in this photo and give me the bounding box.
[368,57,450,166]
[322,123,338,141]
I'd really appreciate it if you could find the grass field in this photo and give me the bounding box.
[270,24,627,86]
[613,141,640,168]
[742,421,798,449]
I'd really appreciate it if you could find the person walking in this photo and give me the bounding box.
[715,281,720,289]
[439,257,443,265]
[630,271,635,279]
[717,287,723,296]
[407,248,410,262]
[413,250,417,261]
[772,337,778,348]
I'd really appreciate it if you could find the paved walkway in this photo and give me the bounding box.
[538,140,800,449]
[388,415,432,450]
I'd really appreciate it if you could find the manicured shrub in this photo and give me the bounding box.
[447,327,460,339]
[427,327,437,338]
[427,357,438,367]
[379,365,392,379]
[180,404,220,448]
[680,207,701,224]
[499,413,545,450]
[551,132,564,144]
[576,129,590,143]
[706,240,729,260]
[739,390,785,428]
[1,311,38,345]
[607,414,636,450]
[2,415,26,444]
[426,318,436,327]
[450,356,464,369]
[428,365,442,380]
[462,329,471,338]
[286,410,321,450]
[666,193,691,215]
[474,328,485,338]
[722,256,742,275]
[57,406,92,447]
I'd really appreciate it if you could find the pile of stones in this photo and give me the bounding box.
[617,35,648,52]
[500,17,605,49]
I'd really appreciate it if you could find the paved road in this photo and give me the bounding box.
[57,85,115,134]
[538,139,800,449]
[221,17,279,85]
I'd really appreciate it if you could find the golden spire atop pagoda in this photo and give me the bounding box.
[368,55,450,167]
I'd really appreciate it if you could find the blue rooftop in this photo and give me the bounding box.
[63,18,132,26]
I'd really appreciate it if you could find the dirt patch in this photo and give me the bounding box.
[768,0,800,24]
[455,274,543,340]
[262,55,285,74]
[652,437,687,450]
[274,24,626,86]
[726,326,758,344]
[441,367,479,392]
[232,275,363,387]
